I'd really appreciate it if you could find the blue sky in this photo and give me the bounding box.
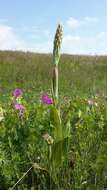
[0,0,107,54]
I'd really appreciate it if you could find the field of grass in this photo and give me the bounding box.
[0,50,107,190]
[0,51,107,98]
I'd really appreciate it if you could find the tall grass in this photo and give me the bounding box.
[0,51,107,98]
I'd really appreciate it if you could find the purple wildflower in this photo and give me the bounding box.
[15,104,25,111]
[13,89,22,97]
[42,95,53,105]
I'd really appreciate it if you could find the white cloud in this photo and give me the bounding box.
[62,32,107,55]
[0,23,107,55]
[66,17,83,29]
[63,16,107,54]
[0,24,52,52]
[66,16,98,29]
[0,25,25,50]
[29,42,52,53]
[84,17,98,22]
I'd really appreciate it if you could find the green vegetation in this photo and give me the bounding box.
[0,51,107,98]
[0,45,107,189]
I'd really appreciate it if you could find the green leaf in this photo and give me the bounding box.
[50,106,62,142]
[51,137,70,170]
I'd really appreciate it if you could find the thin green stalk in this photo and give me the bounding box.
[52,65,58,102]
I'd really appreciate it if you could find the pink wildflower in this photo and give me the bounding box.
[15,104,25,111]
[42,95,53,105]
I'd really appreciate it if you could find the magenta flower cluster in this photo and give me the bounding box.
[13,89,23,97]
[13,89,53,112]
[42,95,53,105]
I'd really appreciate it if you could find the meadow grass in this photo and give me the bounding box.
[0,51,107,98]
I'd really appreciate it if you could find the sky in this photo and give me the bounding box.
[0,0,107,54]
